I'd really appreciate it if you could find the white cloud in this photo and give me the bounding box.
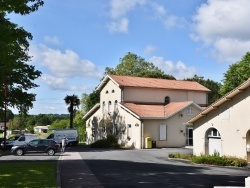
[192,0,250,62]
[30,44,103,78]
[44,36,61,45]
[107,0,146,33]
[143,45,156,54]
[41,74,89,91]
[107,0,186,33]
[107,18,129,33]
[150,56,196,79]
[109,0,146,19]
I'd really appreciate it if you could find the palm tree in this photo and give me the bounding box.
[64,94,80,128]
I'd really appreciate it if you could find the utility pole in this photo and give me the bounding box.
[3,79,7,152]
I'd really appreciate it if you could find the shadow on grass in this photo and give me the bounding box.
[0,161,57,188]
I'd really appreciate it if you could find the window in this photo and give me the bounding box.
[102,101,106,114]
[208,128,221,137]
[159,124,167,140]
[114,100,118,110]
[108,101,112,113]
[112,89,115,93]
[187,107,194,115]
[127,124,132,138]
[164,96,170,104]
[105,90,109,94]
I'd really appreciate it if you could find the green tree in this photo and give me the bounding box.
[105,52,176,79]
[0,1,43,114]
[185,75,222,104]
[74,110,86,142]
[64,94,80,128]
[219,52,250,95]
[0,0,44,14]
[50,119,70,129]
[0,109,14,122]
[9,116,25,130]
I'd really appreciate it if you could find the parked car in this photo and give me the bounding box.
[1,135,20,150]
[11,139,60,156]
[1,134,39,150]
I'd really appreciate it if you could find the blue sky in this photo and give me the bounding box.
[7,0,250,114]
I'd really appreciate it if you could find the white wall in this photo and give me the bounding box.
[193,87,250,159]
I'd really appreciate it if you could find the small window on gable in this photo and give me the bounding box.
[112,89,115,93]
[105,90,109,94]
[187,106,194,115]
[164,96,170,104]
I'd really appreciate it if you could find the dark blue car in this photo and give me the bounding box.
[11,139,60,156]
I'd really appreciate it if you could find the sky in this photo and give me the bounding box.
[7,0,250,115]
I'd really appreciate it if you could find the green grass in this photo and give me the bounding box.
[0,161,57,188]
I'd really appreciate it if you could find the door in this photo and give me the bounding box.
[209,137,221,156]
[186,127,193,146]
[36,140,49,152]
[27,140,40,153]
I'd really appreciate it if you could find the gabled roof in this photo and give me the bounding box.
[96,75,211,92]
[120,101,202,119]
[83,103,100,120]
[187,78,250,124]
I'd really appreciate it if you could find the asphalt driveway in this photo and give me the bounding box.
[77,148,250,188]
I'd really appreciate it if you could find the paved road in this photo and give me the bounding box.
[78,148,250,188]
[1,147,250,188]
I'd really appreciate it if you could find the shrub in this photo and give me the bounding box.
[168,152,247,167]
[90,134,120,148]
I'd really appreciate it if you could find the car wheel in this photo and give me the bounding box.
[16,149,24,156]
[47,149,55,156]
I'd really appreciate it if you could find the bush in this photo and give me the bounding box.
[90,134,120,148]
[168,152,247,167]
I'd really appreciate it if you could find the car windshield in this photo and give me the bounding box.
[8,136,19,141]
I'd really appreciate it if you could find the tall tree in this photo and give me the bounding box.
[220,52,250,95]
[0,1,43,114]
[185,75,222,104]
[105,52,176,79]
[64,94,80,128]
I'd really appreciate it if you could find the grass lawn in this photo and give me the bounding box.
[0,161,57,188]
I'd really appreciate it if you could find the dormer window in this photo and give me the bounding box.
[164,96,170,104]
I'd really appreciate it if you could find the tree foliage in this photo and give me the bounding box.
[50,119,70,130]
[0,1,44,114]
[185,75,222,104]
[219,52,250,95]
[105,52,176,79]
[64,94,80,128]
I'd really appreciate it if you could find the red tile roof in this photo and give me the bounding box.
[107,75,210,92]
[122,101,200,118]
